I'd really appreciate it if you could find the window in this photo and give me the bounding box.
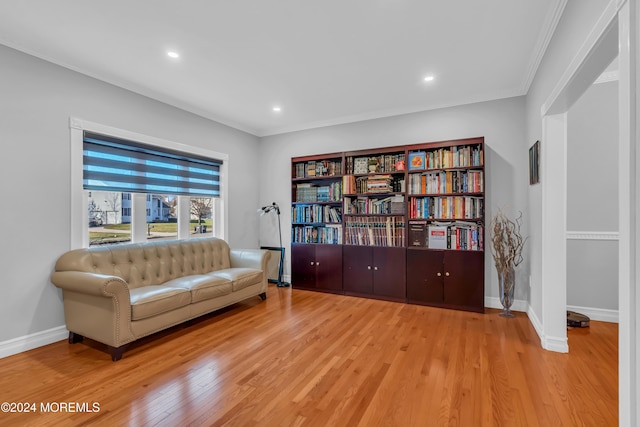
[71,118,228,248]
[88,191,130,245]
[145,194,177,242]
[190,197,214,237]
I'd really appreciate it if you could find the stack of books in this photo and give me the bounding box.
[366,175,393,193]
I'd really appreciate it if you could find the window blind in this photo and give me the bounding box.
[83,131,221,197]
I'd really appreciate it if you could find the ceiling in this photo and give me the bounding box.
[0,1,564,137]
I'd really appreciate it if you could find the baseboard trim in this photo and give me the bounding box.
[484,296,528,313]
[525,305,568,352]
[485,297,571,352]
[542,335,569,353]
[0,326,67,359]
[526,305,544,339]
[567,304,618,323]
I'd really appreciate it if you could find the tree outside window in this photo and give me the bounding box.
[191,197,213,235]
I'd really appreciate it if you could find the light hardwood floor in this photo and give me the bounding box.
[0,286,617,426]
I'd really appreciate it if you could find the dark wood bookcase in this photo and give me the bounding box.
[291,137,485,312]
[291,153,344,292]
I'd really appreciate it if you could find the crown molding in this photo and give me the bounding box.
[258,91,520,137]
[521,0,568,94]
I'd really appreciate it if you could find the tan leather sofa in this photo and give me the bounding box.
[51,237,269,361]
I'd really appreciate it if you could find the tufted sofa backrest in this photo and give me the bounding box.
[54,238,232,289]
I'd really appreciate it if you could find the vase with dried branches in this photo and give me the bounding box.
[489,209,526,317]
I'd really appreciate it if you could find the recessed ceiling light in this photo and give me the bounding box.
[167,51,180,59]
[272,106,282,112]
[423,75,435,82]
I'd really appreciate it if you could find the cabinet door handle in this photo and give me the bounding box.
[310,261,315,266]
[437,272,442,277]
[316,262,320,266]
[367,266,371,270]
[374,266,378,271]
[445,272,450,277]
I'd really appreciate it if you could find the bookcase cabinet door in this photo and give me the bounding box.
[343,246,406,301]
[343,246,373,295]
[406,249,444,304]
[372,247,406,300]
[292,244,343,292]
[315,245,343,292]
[442,250,484,312]
[291,244,317,290]
[406,249,484,312]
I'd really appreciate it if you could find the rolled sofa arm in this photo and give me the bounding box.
[230,249,270,272]
[51,271,129,297]
[50,271,135,348]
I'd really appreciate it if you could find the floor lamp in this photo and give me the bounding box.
[258,202,290,287]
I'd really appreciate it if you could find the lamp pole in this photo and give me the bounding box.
[259,202,290,287]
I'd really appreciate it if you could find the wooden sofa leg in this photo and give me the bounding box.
[108,345,128,362]
[68,332,84,344]
[259,292,267,301]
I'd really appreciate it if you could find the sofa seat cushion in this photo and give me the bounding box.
[209,268,263,292]
[163,275,233,303]
[129,286,191,320]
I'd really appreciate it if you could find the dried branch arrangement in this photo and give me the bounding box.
[490,209,527,273]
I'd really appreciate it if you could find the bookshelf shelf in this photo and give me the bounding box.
[350,171,406,178]
[291,136,484,312]
[291,201,342,205]
[410,217,484,221]
[344,192,404,197]
[408,192,483,197]
[408,166,483,173]
[344,213,404,217]
[292,175,343,182]
[292,222,339,225]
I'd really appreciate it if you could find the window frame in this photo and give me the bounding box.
[70,117,229,249]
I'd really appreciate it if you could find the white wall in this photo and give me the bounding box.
[0,45,261,345]
[567,80,618,314]
[525,0,611,322]
[259,96,529,303]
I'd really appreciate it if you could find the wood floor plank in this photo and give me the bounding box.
[0,286,617,426]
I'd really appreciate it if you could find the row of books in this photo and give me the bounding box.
[344,195,405,215]
[342,175,405,194]
[344,216,406,247]
[295,182,342,202]
[409,196,484,220]
[292,225,342,244]
[291,205,342,224]
[408,220,483,251]
[408,144,483,170]
[294,159,342,178]
[346,153,406,174]
[293,145,481,177]
[408,170,483,195]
